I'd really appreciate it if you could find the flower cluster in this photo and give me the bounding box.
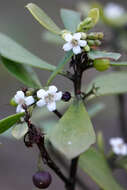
[109,137,127,156]
[63,32,87,55]
[14,86,62,113]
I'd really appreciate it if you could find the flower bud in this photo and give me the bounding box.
[62,92,71,102]
[93,59,110,71]
[87,32,104,40]
[84,45,90,52]
[33,171,52,189]
[87,40,95,46]
[95,40,101,46]
[77,17,92,31]
[10,98,17,107]
[81,32,87,40]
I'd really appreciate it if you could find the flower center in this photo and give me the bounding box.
[118,143,124,149]
[71,39,78,46]
[45,93,54,104]
[19,98,25,105]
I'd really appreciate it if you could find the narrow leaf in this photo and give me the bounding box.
[79,148,124,190]
[48,100,96,159]
[1,57,42,88]
[47,51,73,85]
[0,33,56,72]
[60,9,81,32]
[42,31,64,45]
[88,50,121,61]
[110,61,127,67]
[0,113,25,134]
[26,3,61,35]
[86,72,127,100]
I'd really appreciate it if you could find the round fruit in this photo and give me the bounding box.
[93,59,110,71]
[62,92,71,102]
[32,171,52,189]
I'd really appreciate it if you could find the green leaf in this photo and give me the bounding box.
[79,148,124,190]
[12,123,28,140]
[0,33,56,72]
[0,113,25,134]
[86,72,127,100]
[88,50,121,61]
[47,51,73,85]
[87,103,105,118]
[26,3,61,35]
[110,61,127,67]
[60,9,81,32]
[116,157,127,171]
[1,57,42,88]
[88,8,100,27]
[48,100,96,159]
[42,31,64,45]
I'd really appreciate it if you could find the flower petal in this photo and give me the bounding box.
[16,105,25,113]
[14,91,25,104]
[55,91,62,101]
[37,89,46,99]
[36,99,46,107]
[121,145,127,155]
[73,33,81,40]
[109,137,123,146]
[25,96,35,106]
[64,33,73,42]
[79,40,87,47]
[47,102,56,112]
[73,46,82,55]
[63,43,73,52]
[49,86,57,93]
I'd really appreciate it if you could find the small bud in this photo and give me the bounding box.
[81,32,87,40]
[62,92,71,102]
[87,32,104,40]
[95,40,101,46]
[87,40,95,46]
[84,45,90,52]
[93,59,110,71]
[26,89,34,96]
[33,171,52,189]
[77,17,92,31]
[10,98,17,107]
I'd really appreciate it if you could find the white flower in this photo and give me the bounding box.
[36,86,62,112]
[104,3,125,19]
[63,33,87,55]
[14,91,35,113]
[109,137,127,156]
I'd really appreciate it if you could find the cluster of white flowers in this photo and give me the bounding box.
[14,91,34,113]
[36,86,62,112]
[109,137,127,156]
[104,3,125,19]
[63,32,87,55]
[14,86,62,113]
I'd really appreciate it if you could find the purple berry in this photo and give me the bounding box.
[62,92,71,102]
[33,171,52,189]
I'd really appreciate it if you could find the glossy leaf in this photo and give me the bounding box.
[60,9,81,32]
[48,100,96,159]
[79,148,124,190]
[0,113,24,134]
[0,33,56,72]
[26,3,61,35]
[110,61,127,67]
[88,8,100,27]
[88,50,121,61]
[87,72,127,100]
[47,51,73,85]
[12,123,28,140]
[1,57,42,88]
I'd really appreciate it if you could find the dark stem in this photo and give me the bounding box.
[53,109,62,119]
[37,137,70,185]
[66,157,79,190]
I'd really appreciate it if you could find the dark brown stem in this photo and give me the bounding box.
[53,109,62,119]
